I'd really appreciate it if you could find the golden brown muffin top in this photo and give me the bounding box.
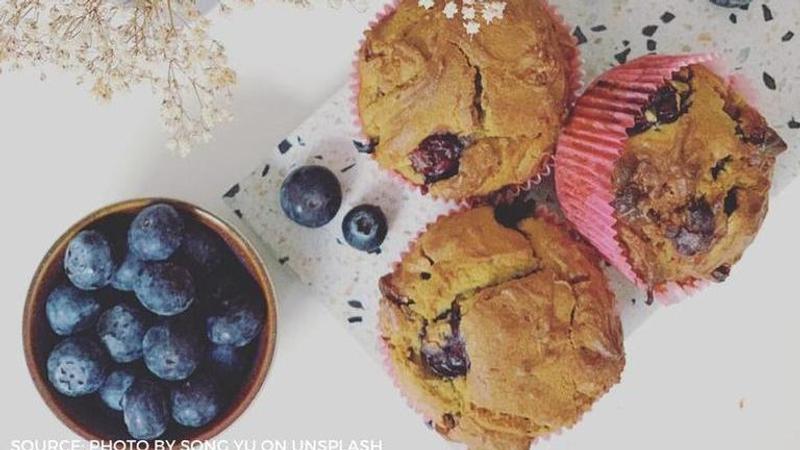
[357,0,573,200]
[613,64,786,290]
[379,207,625,449]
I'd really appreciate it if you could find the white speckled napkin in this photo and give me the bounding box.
[223,0,800,360]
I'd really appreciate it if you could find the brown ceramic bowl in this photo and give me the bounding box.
[23,198,278,442]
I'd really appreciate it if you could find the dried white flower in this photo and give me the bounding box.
[482,1,505,23]
[464,20,480,35]
[0,0,245,155]
[443,1,458,19]
[428,0,506,35]
[0,0,364,155]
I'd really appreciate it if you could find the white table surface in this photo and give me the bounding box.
[1,2,798,449]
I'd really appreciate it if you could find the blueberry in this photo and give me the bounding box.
[47,337,108,397]
[122,378,170,440]
[709,0,751,7]
[671,199,716,256]
[128,204,184,261]
[279,165,342,228]
[206,293,264,348]
[99,368,136,411]
[409,134,465,184]
[134,262,195,316]
[143,320,203,381]
[421,336,470,379]
[179,222,226,275]
[97,303,149,363]
[206,344,247,379]
[111,253,145,291]
[64,230,116,290]
[45,284,102,336]
[170,373,221,427]
[341,204,387,253]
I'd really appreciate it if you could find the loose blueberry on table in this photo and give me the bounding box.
[40,202,265,439]
[341,204,388,253]
[709,0,751,7]
[279,165,342,228]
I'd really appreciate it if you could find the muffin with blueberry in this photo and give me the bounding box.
[378,206,625,449]
[556,56,786,296]
[356,0,577,201]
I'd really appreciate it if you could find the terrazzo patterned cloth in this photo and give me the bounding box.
[223,0,799,360]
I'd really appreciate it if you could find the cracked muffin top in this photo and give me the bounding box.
[356,0,574,200]
[378,206,625,450]
[613,64,786,291]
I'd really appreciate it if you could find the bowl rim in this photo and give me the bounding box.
[22,197,278,443]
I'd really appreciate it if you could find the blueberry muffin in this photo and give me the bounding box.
[356,0,575,200]
[613,64,786,291]
[378,207,625,450]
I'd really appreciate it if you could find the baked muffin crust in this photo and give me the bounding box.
[379,207,624,449]
[613,64,786,290]
[357,0,574,200]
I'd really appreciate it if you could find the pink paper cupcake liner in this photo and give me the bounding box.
[377,203,620,446]
[554,53,739,304]
[350,0,582,206]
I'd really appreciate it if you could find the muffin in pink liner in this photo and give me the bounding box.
[555,54,787,303]
[351,0,581,204]
[377,205,625,450]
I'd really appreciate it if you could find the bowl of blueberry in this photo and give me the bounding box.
[22,198,277,442]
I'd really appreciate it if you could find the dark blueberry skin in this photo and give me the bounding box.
[671,198,716,256]
[409,134,465,184]
[341,205,388,253]
[99,368,136,411]
[97,303,149,363]
[128,204,184,261]
[170,373,221,427]
[279,165,342,228]
[64,230,116,290]
[421,336,469,379]
[206,344,247,379]
[134,262,195,316]
[201,268,255,306]
[111,253,145,291]
[47,337,108,397]
[710,0,751,7]
[45,284,102,336]
[123,379,170,440]
[143,321,204,381]
[179,222,226,275]
[206,294,263,348]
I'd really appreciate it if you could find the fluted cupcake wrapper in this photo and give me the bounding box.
[554,53,732,304]
[376,204,619,448]
[349,0,582,206]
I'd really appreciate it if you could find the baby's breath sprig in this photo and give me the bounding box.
[0,0,246,155]
[419,0,506,35]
